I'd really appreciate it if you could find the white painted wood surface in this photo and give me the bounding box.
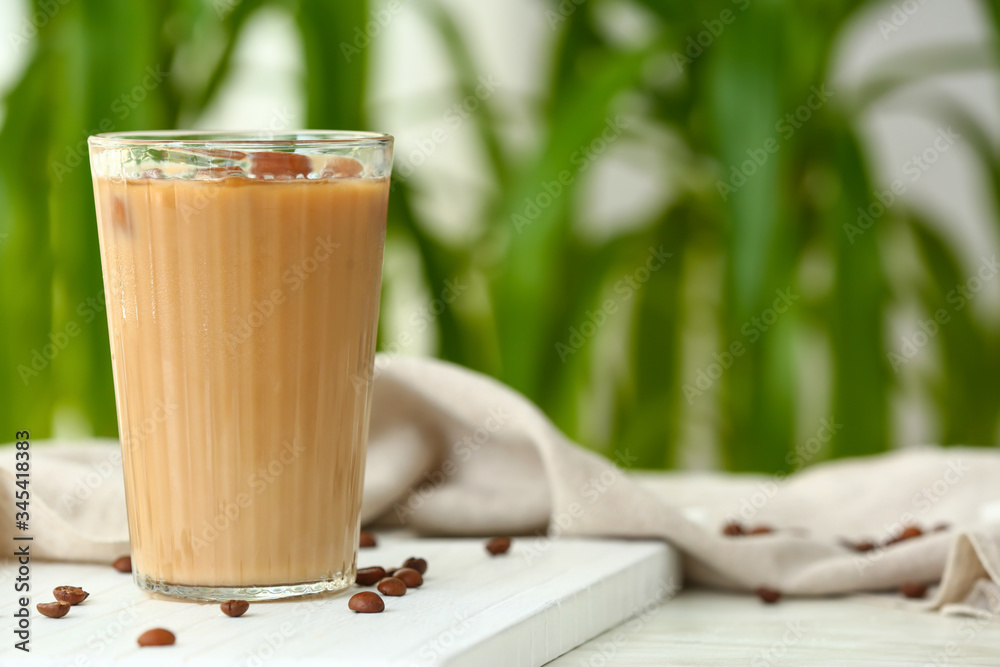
[1,537,679,666]
[549,589,1000,666]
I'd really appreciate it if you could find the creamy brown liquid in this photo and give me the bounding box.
[94,174,387,587]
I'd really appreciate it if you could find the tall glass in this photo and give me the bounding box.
[88,131,392,601]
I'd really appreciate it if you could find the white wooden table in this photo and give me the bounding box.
[2,537,680,666]
[7,537,1000,665]
[551,589,1000,666]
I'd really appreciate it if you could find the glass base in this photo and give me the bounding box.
[135,572,354,602]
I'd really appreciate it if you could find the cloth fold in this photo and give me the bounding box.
[3,355,1000,616]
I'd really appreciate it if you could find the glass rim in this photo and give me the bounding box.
[88,130,393,149]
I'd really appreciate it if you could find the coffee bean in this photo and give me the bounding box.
[36,602,70,619]
[250,152,312,179]
[220,600,249,617]
[486,537,511,555]
[722,521,744,537]
[888,525,923,545]
[53,586,89,605]
[884,525,923,547]
[841,539,875,552]
[394,567,423,588]
[402,557,427,575]
[137,628,175,646]
[377,577,407,597]
[356,567,386,586]
[933,522,951,533]
[359,531,377,548]
[755,587,782,604]
[348,591,384,613]
[113,556,132,573]
[385,568,398,578]
[900,582,928,599]
[747,525,774,535]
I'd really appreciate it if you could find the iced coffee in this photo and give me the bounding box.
[88,132,392,601]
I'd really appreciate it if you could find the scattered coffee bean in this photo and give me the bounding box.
[394,567,423,588]
[249,151,312,179]
[884,525,923,547]
[486,537,511,555]
[722,521,744,537]
[841,539,875,552]
[747,525,774,535]
[403,557,427,575]
[755,587,782,604]
[113,556,132,573]
[53,586,89,605]
[137,628,176,647]
[348,591,385,613]
[900,582,928,599]
[377,577,407,597]
[36,602,71,619]
[356,567,386,586]
[359,531,377,548]
[220,600,249,617]
[385,568,398,578]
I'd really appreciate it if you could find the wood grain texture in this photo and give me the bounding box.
[1,536,679,666]
[548,589,1000,666]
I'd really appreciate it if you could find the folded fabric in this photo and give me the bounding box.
[2,355,999,615]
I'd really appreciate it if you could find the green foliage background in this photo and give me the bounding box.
[1,0,998,471]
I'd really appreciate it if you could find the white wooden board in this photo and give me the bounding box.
[2,537,680,666]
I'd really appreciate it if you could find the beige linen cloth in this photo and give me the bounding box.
[3,355,1000,616]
